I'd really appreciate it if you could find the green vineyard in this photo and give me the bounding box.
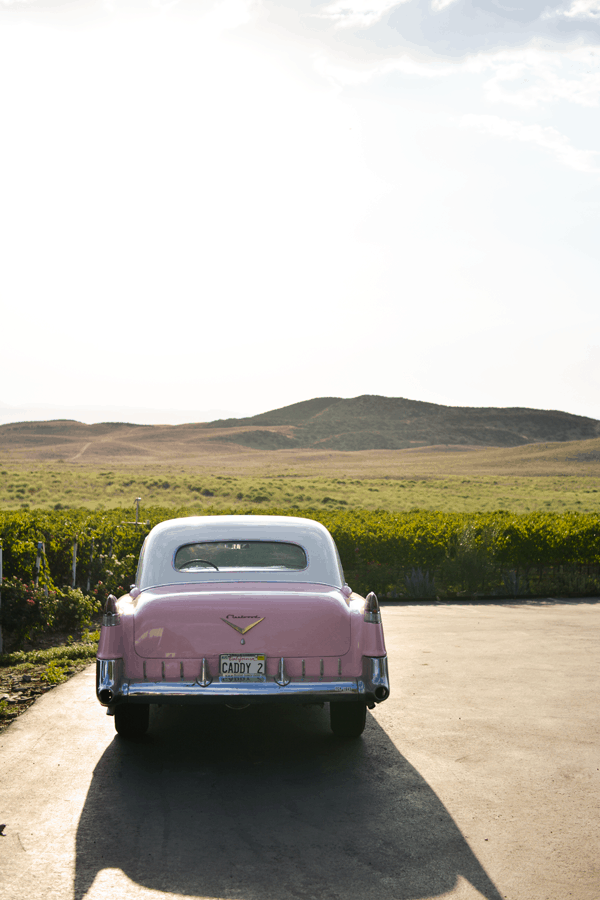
[1,506,599,606]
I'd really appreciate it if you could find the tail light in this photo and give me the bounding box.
[102,594,121,626]
[364,592,381,624]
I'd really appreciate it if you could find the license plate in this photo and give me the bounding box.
[219,653,266,679]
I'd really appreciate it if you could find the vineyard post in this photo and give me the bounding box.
[127,497,149,531]
[42,544,49,597]
[72,537,78,588]
[34,541,44,588]
[0,541,3,655]
[87,537,95,592]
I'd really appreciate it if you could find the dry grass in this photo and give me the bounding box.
[1,425,600,513]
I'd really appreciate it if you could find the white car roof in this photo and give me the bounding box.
[136,515,345,591]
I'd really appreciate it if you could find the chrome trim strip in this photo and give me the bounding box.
[275,657,290,686]
[196,657,212,687]
[138,578,344,592]
[96,655,390,707]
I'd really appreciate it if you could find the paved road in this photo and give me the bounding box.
[1,601,598,900]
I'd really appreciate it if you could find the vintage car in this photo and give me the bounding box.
[96,515,390,738]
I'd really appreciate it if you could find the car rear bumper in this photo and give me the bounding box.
[96,655,390,712]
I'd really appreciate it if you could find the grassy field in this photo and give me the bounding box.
[1,431,600,513]
[1,463,600,513]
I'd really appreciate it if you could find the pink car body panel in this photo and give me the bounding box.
[97,583,386,680]
[96,515,390,713]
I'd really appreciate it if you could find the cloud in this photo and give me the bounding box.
[431,0,460,10]
[2,0,599,176]
[309,0,600,61]
[317,0,408,29]
[461,112,600,172]
[380,0,600,59]
[316,41,600,109]
[561,0,600,19]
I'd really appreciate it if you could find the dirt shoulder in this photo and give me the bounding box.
[0,629,98,733]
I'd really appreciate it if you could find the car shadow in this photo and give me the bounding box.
[75,704,503,900]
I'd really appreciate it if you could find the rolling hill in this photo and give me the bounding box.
[205,395,600,451]
[1,396,599,462]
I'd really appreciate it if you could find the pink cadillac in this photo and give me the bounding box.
[96,515,390,738]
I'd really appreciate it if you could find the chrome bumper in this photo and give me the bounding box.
[96,655,390,711]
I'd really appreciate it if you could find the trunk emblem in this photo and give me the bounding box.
[221,617,265,635]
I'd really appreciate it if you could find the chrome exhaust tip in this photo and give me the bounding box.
[99,688,114,705]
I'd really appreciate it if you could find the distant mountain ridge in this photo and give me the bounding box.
[1,395,599,457]
[204,395,600,451]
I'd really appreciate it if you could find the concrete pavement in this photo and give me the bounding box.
[1,600,598,900]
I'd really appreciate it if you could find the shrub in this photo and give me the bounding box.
[43,587,101,632]
[0,577,49,647]
[0,578,100,649]
[40,660,69,684]
[0,642,98,667]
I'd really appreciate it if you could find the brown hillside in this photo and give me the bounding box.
[1,397,599,467]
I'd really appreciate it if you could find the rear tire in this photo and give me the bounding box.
[114,703,149,738]
[330,701,367,737]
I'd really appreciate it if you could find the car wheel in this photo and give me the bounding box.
[114,704,149,738]
[329,701,367,737]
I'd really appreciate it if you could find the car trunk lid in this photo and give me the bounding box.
[133,582,351,659]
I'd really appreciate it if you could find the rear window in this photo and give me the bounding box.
[173,540,307,572]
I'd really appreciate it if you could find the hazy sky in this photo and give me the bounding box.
[1,0,599,423]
